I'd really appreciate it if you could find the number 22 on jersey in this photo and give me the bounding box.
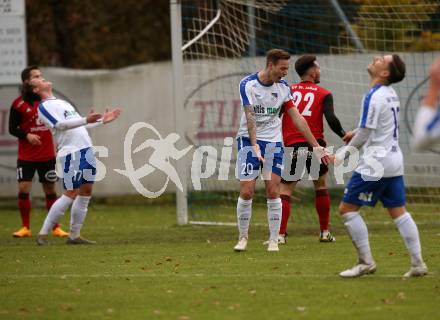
[291,91,315,116]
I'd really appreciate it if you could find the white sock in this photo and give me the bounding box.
[267,198,281,241]
[237,197,252,239]
[39,195,73,235]
[394,212,424,266]
[342,211,374,265]
[69,195,91,239]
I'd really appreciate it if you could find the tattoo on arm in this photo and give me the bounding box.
[244,106,257,145]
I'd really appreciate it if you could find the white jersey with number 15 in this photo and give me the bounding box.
[355,84,404,178]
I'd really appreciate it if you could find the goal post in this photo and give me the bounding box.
[170,0,188,225]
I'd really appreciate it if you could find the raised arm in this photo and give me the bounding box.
[54,113,102,130]
[63,108,121,130]
[38,104,102,131]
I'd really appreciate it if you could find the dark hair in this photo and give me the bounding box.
[21,80,41,104]
[295,55,317,77]
[388,54,405,84]
[266,49,290,66]
[21,65,39,82]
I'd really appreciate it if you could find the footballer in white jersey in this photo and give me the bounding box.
[355,84,404,179]
[237,74,292,142]
[236,74,293,179]
[38,98,94,156]
[23,72,120,245]
[38,98,103,190]
[413,57,440,151]
[233,49,328,253]
[337,54,427,279]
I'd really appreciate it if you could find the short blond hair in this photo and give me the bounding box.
[266,49,290,66]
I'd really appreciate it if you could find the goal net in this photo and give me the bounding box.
[177,0,440,225]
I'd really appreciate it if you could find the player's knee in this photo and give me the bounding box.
[339,202,358,215]
[239,185,254,200]
[338,203,347,215]
[314,180,327,190]
[42,182,56,194]
[64,189,79,199]
[18,181,32,193]
[266,187,279,199]
[240,190,253,200]
[79,186,93,197]
[280,185,292,197]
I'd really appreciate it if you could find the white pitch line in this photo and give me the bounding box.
[189,220,440,227]
[0,273,435,279]
[84,221,440,229]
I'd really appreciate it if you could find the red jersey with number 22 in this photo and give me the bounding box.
[282,81,330,145]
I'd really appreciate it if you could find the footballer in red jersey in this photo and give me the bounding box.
[279,55,346,243]
[8,66,68,238]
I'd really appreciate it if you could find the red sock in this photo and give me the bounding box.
[45,194,60,230]
[315,189,330,231]
[18,193,31,228]
[45,193,57,210]
[280,195,291,235]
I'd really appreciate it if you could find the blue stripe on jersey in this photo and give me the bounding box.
[255,73,272,87]
[279,79,289,87]
[239,73,258,106]
[360,84,381,128]
[38,103,58,125]
[426,110,440,133]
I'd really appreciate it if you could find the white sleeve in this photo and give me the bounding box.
[85,119,103,129]
[54,117,88,130]
[335,128,372,162]
[347,127,372,148]
[283,82,293,103]
[38,103,63,129]
[359,95,381,129]
[239,80,253,106]
[412,105,440,151]
[284,91,293,104]
[38,100,89,130]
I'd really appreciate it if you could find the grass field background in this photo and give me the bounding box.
[0,196,439,319]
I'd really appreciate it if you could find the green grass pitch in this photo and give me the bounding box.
[0,199,439,319]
